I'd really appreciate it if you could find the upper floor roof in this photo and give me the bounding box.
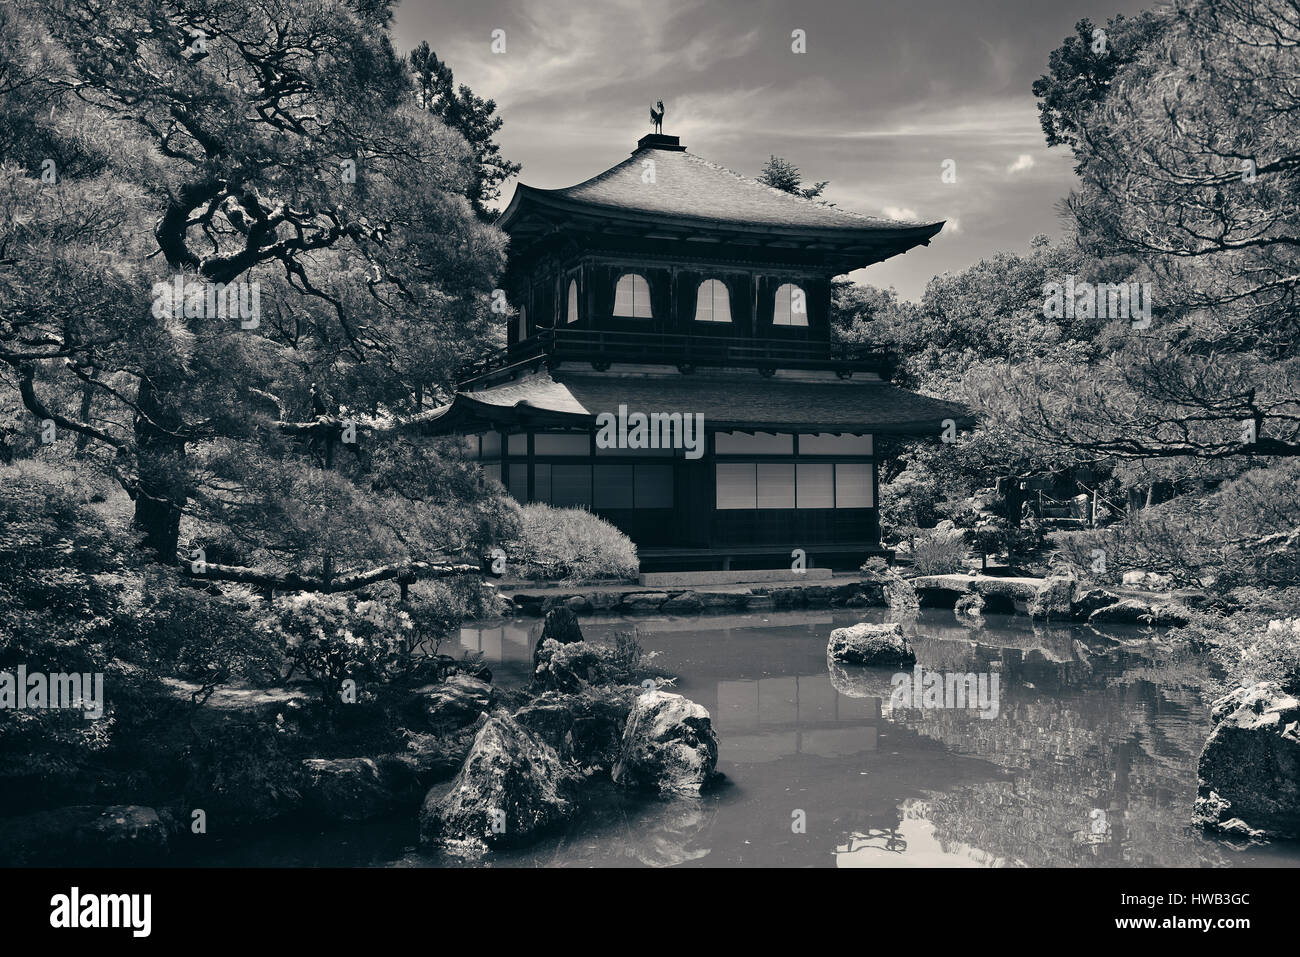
[497,133,943,268]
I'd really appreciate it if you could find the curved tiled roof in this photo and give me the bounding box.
[499,141,943,241]
[419,369,971,435]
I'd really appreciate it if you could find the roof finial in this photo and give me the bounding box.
[649,100,665,135]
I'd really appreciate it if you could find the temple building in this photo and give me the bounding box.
[421,129,967,570]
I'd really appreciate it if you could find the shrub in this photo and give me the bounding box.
[0,464,185,797]
[1173,599,1300,699]
[908,525,968,575]
[534,629,663,692]
[263,593,416,704]
[509,503,638,582]
[879,467,943,541]
[1051,461,1300,591]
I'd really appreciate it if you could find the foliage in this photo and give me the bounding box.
[1032,12,1167,152]
[1,0,508,571]
[409,41,522,220]
[0,461,273,789]
[262,584,484,704]
[1050,460,1300,591]
[509,504,639,583]
[969,519,1011,571]
[992,0,1300,464]
[757,154,828,199]
[1173,601,1300,699]
[907,526,968,575]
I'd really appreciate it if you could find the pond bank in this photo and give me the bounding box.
[495,570,1204,626]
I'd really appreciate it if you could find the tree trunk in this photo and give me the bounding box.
[132,378,187,564]
[74,377,95,456]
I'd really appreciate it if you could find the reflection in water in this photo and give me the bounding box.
[193,608,1300,867]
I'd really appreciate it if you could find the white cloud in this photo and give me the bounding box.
[1006,153,1035,174]
[882,206,919,221]
[942,216,962,233]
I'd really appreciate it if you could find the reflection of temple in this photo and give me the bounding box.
[708,674,881,762]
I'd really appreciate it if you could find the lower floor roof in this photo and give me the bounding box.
[415,367,972,436]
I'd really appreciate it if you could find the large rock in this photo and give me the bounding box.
[1028,572,1076,618]
[421,674,495,731]
[1072,587,1121,621]
[300,757,395,822]
[612,690,719,793]
[514,687,636,772]
[1122,570,1174,590]
[375,730,478,804]
[862,564,918,615]
[0,805,170,865]
[1088,598,1189,626]
[827,622,916,667]
[419,713,578,854]
[622,592,670,613]
[531,606,584,668]
[1195,682,1300,839]
[662,591,704,614]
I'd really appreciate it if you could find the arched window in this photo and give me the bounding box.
[517,304,527,341]
[566,279,579,324]
[694,279,732,323]
[773,283,808,326]
[612,273,652,319]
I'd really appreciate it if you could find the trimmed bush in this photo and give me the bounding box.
[509,504,638,583]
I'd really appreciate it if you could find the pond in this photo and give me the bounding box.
[196,608,1300,868]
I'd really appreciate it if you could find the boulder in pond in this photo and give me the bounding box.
[531,606,584,668]
[661,591,704,614]
[300,757,395,822]
[1028,571,1076,618]
[1088,598,1189,626]
[0,805,170,866]
[419,713,579,855]
[622,592,670,613]
[1195,681,1300,840]
[514,686,637,772]
[421,673,495,731]
[1072,587,1121,621]
[827,622,916,667]
[612,689,719,793]
[862,563,918,615]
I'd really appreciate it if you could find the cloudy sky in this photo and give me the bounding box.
[393,0,1148,300]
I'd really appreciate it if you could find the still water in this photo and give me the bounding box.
[203,608,1300,867]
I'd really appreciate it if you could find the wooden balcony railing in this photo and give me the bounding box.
[457,328,891,384]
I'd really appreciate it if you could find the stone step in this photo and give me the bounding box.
[638,568,834,587]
